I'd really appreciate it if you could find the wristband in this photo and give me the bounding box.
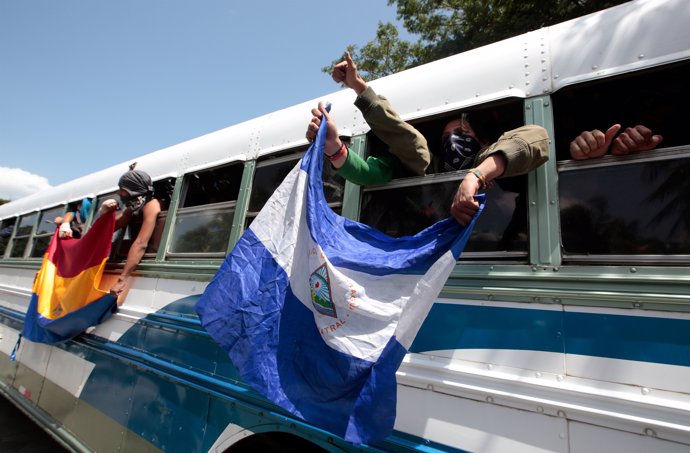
[468,168,486,190]
[327,142,348,161]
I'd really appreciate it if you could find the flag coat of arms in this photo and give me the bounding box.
[21,211,118,345]
[196,116,484,444]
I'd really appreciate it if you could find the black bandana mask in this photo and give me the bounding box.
[443,133,483,171]
[122,194,147,216]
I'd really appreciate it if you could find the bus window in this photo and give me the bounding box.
[168,164,243,257]
[553,62,690,262]
[30,205,66,258]
[9,212,38,258]
[359,100,529,257]
[553,62,690,162]
[104,176,175,260]
[245,149,345,228]
[559,155,690,261]
[95,191,125,260]
[0,218,16,258]
[144,177,176,256]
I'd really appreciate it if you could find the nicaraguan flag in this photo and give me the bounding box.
[21,211,118,345]
[196,115,484,444]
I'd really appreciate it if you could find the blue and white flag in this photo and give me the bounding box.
[196,116,484,444]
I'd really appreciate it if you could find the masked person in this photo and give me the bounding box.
[307,52,549,226]
[99,163,161,296]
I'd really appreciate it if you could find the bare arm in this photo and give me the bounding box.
[110,199,161,296]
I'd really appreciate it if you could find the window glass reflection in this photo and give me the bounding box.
[16,213,37,236]
[560,157,690,256]
[31,236,52,258]
[0,218,16,257]
[169,206,234,255]
[248,159,300,213]
[36,206,65,235]
[10,238,29,258]
[360,175,527,254]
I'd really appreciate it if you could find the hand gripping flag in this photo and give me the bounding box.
[20,211,118,345]
[196,115,484,444]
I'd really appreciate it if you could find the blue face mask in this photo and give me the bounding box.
[443,133,482,170]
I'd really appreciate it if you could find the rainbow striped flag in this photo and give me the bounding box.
[21,211,118,344]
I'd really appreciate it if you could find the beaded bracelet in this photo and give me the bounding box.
[327,142,348,161]
[468,168,486,190]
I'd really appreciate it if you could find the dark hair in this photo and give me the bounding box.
[461,110,503,144]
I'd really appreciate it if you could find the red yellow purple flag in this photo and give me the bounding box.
[21,211,117,344]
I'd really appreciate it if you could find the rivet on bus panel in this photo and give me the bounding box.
[486,396,494,403]
[427,384,434,391]
[644,428,656,437]
[641,387,650,395]
[630,267,638,273]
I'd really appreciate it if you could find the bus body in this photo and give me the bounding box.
[1,1,690,451]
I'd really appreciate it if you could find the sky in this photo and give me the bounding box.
[0,0,409,200]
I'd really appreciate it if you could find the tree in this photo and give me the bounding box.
[324,0,630,80]
[0,199,8,206]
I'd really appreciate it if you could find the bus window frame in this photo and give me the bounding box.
[29,204,67,258]
[8,211,40,259]
[163,163,243,259]
[557,145,690,264]
[356,100,532,261]
[0,217,18,259]
[244,152,304,227]
[166,200,237,259]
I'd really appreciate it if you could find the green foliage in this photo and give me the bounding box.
[323,0,630,80]
[0,199,8,205]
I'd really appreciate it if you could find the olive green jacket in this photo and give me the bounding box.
[337,86,549,184]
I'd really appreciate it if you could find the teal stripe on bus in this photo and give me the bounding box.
[411,304,690,367]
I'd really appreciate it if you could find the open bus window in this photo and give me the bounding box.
[245,148,345,229]
[553,62,690,262]
[359,100,529,258]
[168,164,243,257]
[103,176,176,260]
[95,191,125,260]
[0,218,17,258]
[30,205,66,258]
[9,212,38,258]
[144,177,176,255]
[552,62,690,162]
